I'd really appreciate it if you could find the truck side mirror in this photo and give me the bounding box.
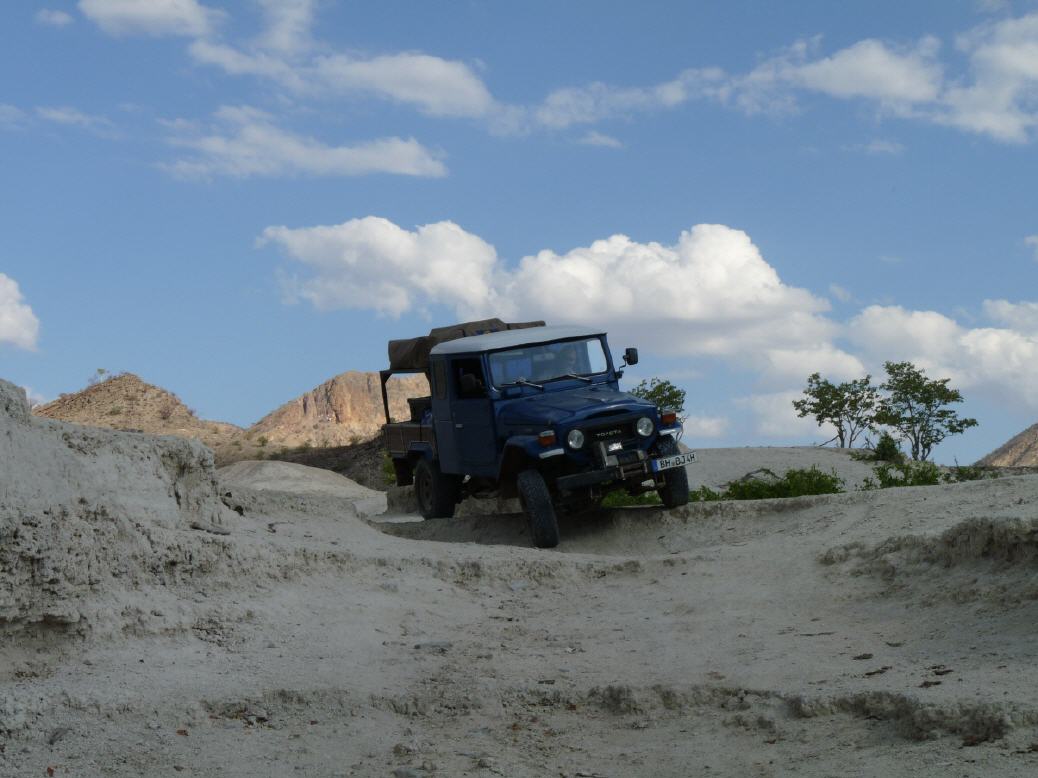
[623,347,639,366]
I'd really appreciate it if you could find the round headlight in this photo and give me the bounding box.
[567,429,585,449]
[636,416,654,437]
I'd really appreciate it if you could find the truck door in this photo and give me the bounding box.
[448,356,497,475]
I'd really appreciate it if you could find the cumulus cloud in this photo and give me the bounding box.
[260,217,500,317]
[36,9,74,27]
[260,216,863,381]
[849,303,1038,410]
[162,106,446,179]
[79,0,220,37]
[0,273,40,350]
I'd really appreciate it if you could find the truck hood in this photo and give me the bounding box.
[498,385,655,426]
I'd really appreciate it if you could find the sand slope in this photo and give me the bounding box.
[5,377,1038,776]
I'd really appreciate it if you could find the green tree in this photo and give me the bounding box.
[873,361,978,461]
[630,377,686,418]
[792,373,879,448]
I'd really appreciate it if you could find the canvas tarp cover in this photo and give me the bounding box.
[387,319,545,370]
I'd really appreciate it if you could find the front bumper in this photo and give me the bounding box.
[556,445,652,493]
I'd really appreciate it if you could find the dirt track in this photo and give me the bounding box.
[5,378,1038,776]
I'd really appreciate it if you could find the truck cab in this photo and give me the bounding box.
[381,321,693,548]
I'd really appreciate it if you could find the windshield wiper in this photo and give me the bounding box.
[501,378,544,390]
[554,373,593,383]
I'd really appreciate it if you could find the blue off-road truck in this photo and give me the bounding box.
[380,319,694,548]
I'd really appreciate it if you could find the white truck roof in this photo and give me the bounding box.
[430,325,605,355]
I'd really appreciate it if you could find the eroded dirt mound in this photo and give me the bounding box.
[1,379,239,642]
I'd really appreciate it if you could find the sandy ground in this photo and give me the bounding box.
[4,378,1038,777]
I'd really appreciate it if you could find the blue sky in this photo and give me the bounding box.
[3,0,1038,463]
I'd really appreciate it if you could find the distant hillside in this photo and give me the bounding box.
[33,370,429,467]
[977,422,1038,467]
[33,373,242,449]
[249,371,428,449]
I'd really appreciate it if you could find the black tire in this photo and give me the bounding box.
[517,470,560,548]
[655,436,690,509]
[414,458,459,519]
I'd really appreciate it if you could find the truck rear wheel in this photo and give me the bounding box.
[517,470,559,548]
[655,437,690,509]
[414,458,459,519]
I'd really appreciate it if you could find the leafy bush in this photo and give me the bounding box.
[257,436,268,448]
[941,464,999,483]
[687,467,844,503]
[382,454,397,486]
[872,432,904,462]
[861,460,941,489]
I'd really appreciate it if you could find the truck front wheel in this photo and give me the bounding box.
[414,458,459,519]
[517,470,560,548]
[655,437,690,509]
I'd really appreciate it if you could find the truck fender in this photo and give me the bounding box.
[406,441,435,462]
[497,437,549,498]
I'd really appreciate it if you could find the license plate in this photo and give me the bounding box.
[650,452,696,472]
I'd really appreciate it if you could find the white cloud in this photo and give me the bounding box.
[260,217,500,317]
[849,303,1038,410]
[36,9,74,27]
[36,106,115,135]
[578,131,624,148]
[529,13,1038,144]
[983,299,1038,333]
[534,68,727,128]
[683,416,729,438]
[261,217,864,381]
[737,391,837,439]
[255,0,315,55]
[162,106,446,179]
[1026,234,1038,260]
[937,13,1038,142]
[784,37,943,103]
[79,0,220,37]
[189,39,497,119]
[312,53,496,117]
[0,273,40,351]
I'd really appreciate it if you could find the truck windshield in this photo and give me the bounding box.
[488,338,608,387]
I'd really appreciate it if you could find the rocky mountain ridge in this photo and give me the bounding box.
[977,421,1038,467]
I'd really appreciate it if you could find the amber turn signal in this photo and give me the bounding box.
[660,410,678,426]
[538,430,556,447]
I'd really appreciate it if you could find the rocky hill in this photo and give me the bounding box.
[33,370,429,469]
[977,421,1038,467]
[248,371,428,449]
[33,373,241,450]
